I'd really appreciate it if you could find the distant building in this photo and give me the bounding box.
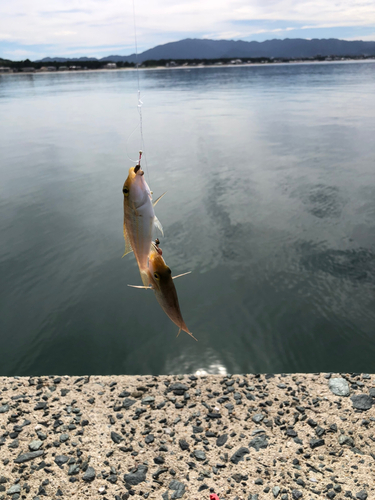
[103,63,117,69]
[69,66,81,70]
[59,66,68,71]
[230,59,242,64]
[166,61,177,67]
[0,67,11,73]
[47,66,56,71]
[21,67,35,72]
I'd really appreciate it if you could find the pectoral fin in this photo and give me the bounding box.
[128,285,151,289]
[122,223,133,258]
[172,272,191,280]
[154,216,164,236]
[153,192,166,207]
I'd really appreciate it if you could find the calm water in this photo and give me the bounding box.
[1,62,375,376]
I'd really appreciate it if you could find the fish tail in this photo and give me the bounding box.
[176,326,198,342]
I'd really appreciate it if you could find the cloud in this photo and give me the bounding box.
[0,0,374,59]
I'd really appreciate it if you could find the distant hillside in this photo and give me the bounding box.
[35,37,375,64]
[36,56,99,63]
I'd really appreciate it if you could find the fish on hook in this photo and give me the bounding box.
[129,240,197,341]
[122,164,165,285]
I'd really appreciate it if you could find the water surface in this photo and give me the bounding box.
[1,62,375,376]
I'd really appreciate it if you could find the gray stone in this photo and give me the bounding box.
[169,480,186,499]
[29,440,43,452]
[252,413,264,424]
[356,490,368,500]
[14,451,44,463]
[124,465,148,486]
[178,439,189,451]
[351,395,373,410]
[194,450,206,461]
[329,378,350,397]
[122,398,136,409]
[145,434,154,444]
[141,396,155,405]
[216,434,228,447]
[59,434,69,443]
[83,466,96,482]
[249,434,268,451]
[8,439,19,449]
[192,426,203,434]
[7,485,21,495]
[169,383,188,395]
[339,435,354,447]
[68,464,79,475]
[310,438,325,449]
[369,388,375,397]
[0,404,9,414]
[230,447,250,464]
[110,431,123,444]
[36,431,47,441]
[292,490,302,500]
[54,455,69,467]
[273,486,281,498]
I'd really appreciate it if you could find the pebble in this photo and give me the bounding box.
[230,447,250,464]
[110,431,123,444]
[7,485,21,495]
[123,464,148,485]
[310,438,325,449]
[351,395,373,410]
[329,378,350,397]
[216,434,228,447]
[14,451,44,463]
[194,450,206,461]
[169,479,186,499]
[252,413,264,423]
[28,440,43,451]
[292,490,302,499]
[356,491,368,500]
[273,486,281,498]
[249,434,268,451]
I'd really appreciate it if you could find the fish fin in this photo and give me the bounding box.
[153,192,166,207]
[127,285,150,289]
[172,271,192,280]
[122,223,133,258]
[154,216,164,236]
[176,328,182,338]
[140,270,150,287]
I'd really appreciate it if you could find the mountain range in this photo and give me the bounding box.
[36,38,375,63]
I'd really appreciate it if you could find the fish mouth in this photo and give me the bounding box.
[134,164,144,176]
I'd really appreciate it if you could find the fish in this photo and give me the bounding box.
[129,241,197,341]
[122,164,164,285]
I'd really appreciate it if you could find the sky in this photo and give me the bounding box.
[1,0,375,61]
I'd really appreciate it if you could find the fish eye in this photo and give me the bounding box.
[123,187,129,196]
[154,272,160,281]
[167,267,172,274]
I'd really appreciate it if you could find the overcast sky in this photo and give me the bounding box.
[1,0,375,60]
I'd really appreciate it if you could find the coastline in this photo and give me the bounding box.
[1,58,375,76]
[1,372,374,499]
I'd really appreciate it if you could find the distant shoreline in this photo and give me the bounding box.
[1,57,375,76]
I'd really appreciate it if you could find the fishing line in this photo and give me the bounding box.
[130,0,150,183]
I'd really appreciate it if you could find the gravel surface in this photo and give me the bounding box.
[1,372,375,500]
